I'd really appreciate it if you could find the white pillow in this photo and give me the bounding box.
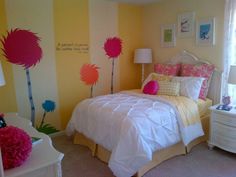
[171,76,204,101]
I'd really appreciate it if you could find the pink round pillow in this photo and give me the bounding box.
[143,80,159,95]
[0,126,32,169]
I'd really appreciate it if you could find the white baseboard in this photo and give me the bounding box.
[49,131,65,138]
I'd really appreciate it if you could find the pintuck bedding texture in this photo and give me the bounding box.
[66,90,204,177]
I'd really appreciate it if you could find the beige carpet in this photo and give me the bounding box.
[52,135,236,177]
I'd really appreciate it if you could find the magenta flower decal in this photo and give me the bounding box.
[1,28,42,69]
[103,37,122,94]
[80,64,99,97]
[104,37,122,58]
[1,28,43,126]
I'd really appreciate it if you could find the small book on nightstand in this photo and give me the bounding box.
[31,137,43,146]
[216,104,232,111]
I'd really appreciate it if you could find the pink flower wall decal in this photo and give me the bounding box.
[1,28,42,69]
[103,37,123,94]
[104,37,122,58]
[80,64,99,97]
[1,28,43,126]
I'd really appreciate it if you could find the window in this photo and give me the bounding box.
[223,0,236,104]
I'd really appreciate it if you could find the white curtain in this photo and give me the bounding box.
[223,0,236,104]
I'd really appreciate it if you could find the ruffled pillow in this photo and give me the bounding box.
[180,63,215,100]
[154,63,181,76]
[143,80,159,95]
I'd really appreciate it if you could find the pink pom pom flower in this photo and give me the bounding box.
[0,126,32,169]
[143,80,159,95]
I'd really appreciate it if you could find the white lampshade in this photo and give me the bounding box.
[0,62,5,86]
[134,48,152,64]
[228,65,236,84]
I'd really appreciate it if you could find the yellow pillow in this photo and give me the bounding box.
[158,81,180,96]
[142,73,172,90]
[151,73,172,81]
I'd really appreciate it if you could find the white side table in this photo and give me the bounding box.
[208,105,236,153]
[2,113,64,177]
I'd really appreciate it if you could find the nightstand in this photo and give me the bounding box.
[208,105,236,153]
[1,113,64,177]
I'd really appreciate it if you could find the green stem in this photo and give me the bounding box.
[90,85,94,98]
[40,111,47,128]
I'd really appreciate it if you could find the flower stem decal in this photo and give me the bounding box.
[40,100,56,127]
[37,100,59,135]
[80,64,99,97]
[1,29,42,126]
[103,37,122,94]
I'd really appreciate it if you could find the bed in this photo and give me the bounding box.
[66,50,222,177]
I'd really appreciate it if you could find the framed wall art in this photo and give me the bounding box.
[178,12,195,37]
[161,24,176,48]
[196,18,215,46]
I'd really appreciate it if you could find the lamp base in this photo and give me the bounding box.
[141,63,145,83]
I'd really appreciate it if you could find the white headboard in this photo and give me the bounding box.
[166,50,222,104]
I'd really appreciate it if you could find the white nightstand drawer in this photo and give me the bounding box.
[209,105,236,153]
[212,122,236,140]
[212,134,236,153]
[212,112,236,127]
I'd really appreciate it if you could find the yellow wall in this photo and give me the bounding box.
[89,0,119,96]
[143,0,225,73]
[0,0,225,130]
[119,3,143,88]
[5,0,61,129]
[0,0,142,130]
[54,0,90,129]
[0,0,17,112]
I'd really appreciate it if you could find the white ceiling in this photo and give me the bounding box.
[109,0,162,4]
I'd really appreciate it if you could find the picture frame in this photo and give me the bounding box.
[178,12,195,37]
[196,18,215,46]
[161,24,176,48]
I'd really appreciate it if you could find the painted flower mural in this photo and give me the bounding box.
[37,100,59,134]
[80,64,99,97]
[1,29,42,126]
[103,37,122,94]
[104,37,122,58]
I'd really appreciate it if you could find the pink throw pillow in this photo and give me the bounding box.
[143,80,159,95]
[154,64,181,76]
[181,63,215,100]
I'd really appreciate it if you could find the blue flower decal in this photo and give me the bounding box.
[37,100,58,134]
[42,100,56,112]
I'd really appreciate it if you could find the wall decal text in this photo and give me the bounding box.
[56,42,89,53]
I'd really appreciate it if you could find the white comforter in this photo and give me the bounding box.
[66,92,203,177]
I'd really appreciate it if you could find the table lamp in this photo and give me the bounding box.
[0,61,5,87]
[134,48,152,83]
